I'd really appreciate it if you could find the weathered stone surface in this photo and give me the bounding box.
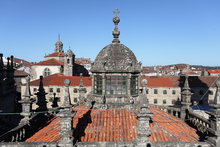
[91,43,141,73]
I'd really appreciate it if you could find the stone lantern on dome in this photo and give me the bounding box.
[90,9,141,108]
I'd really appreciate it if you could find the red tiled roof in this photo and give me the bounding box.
[75,58,92,65]
[14,70,29,77]
[149,107,199,142]
[141,76,219,87]
[45,52,65,57]
[33,59,64,66]
[208,70,220,74]
[29,73,92,87]
[26,105,199,143]
[141,76,180,87]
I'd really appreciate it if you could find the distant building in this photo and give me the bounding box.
[208,70,220,76]
[30,38,89,80]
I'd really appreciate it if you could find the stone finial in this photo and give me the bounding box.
[78,74,87,105]
[36,76,48,112]
[0,53,3,68]
[141,79,148,105]
[215,80,220,105]
[19,76,33,125]
[135,79,153,145]
[6,57,10,69]
[57,79,75,146]
[24,76,31,98]
[0,54,4,80]
[63,79,72,108]
[10,55,14,69]
[181,76,192,104]
[79,73,84,87]
[207,80,220,146]
[112,9,120,43]
[180,76,192,120]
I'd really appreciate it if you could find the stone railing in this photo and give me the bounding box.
[153,105,181,118]
[187,110,210,134]
[0,123,27,142]
[0,113,53,142]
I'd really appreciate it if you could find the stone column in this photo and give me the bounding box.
[180,76,192,120]
[19,76,33,125]
[135,79,153,146]
[127,73,131,98]
[207,80,220,146]
[57,79,75,147]
[102,73,106,97]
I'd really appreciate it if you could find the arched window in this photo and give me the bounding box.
[43,68,51,77]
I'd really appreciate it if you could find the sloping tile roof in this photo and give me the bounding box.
[141,76,180,87]
[29,73,92,87]
[14,70,29,77]
[26,105,199,143]
[208,70,220,74]
[141,76,219,87]
[33,59,64,66]
[149,107,199,142]
[45,52,65,57]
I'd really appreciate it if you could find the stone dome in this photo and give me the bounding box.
[91,43,141,73]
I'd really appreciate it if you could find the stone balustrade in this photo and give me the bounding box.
[187,110,210,134]
[0,113,53,142]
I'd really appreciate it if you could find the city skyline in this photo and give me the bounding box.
[0,0,219,66]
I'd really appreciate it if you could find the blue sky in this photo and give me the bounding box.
[0,0,219,66]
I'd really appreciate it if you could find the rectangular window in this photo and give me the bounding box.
[154,99,157,104]
[106,76,127,95]
[154,89,158,94]
[33,88,37,92]
[49,88,53,93]
[172,90,176,95]
[74,88,78,93]
[131,75,138,96]
[57,88,60,93]
[163,90,167,94]
[94,75,102,95]
[163,99,166,104]
[146,89,149,94]
[74,98,78,102]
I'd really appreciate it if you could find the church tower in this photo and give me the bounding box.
[55,34,64,52]
[64,49,75,76]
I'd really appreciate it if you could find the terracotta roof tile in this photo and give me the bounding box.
[45,52,65,57]
[141,76,219,87]
[29,73,92,86]
[141,76,180,87]
[208,70,220,74]
[26,105,199,143]
[33,59,64,66]
[14,70,29,77]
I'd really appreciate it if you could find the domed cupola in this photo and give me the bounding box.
[91,9,141,73]
[90,9,142,108]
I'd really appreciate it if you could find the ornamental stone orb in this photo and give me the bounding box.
[91,43,141,73]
